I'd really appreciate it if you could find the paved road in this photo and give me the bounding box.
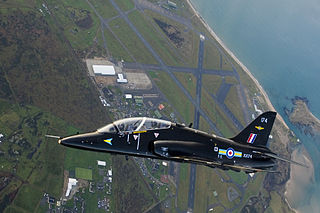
[123,62,235,77]
[187,37,204,211]
[100,22,110,57]
[216,79,232,103]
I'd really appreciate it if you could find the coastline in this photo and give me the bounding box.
[185,0,314,212]
[186,0,289,129]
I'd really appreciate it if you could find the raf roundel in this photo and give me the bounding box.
[226,148,235,159]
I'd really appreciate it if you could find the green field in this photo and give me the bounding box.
[109,17,158,64]
[203,40,221,70]
[177,163,190,211]
[128,10,182,67]
[200,87,237,137]
[0,100,77,212]
[202,74,223,96]
[144,9,200,68]
[0,7,110,130]
[239,173,265,209]
[194,166,241,213]
[149,70,195,124]
[44,0,101,51]
[12,185,43,213]
[226,170,248,185]
[90,0,118,19]
[116,0,134,12]
[199,116,212,133]
[103,27,134,62]
[224,86,246,127]
[174,72,197,99]
[75,167,93,180]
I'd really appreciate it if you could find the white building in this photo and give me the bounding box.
[125,94,132,99]
[92,65,115,76]
[117,74,128,83]
[66,178,78,197]
[97,160,106,167]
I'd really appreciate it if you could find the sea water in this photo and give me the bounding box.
[191,0,320,211]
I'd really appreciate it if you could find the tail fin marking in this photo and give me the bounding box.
[230,111,277,147]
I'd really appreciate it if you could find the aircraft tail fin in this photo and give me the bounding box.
[230,111,277,147]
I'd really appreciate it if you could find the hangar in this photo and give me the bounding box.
[92,65,116,76]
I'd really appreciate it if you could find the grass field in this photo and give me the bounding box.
[239,173,265,209]
[224,86,246,127]
[267,191,294,213]
[144,9,200,68]
[237,66,259,100]
[199,116,212,133]
[149,70,195,124]
[202,74,223,96]
[128,10,182,67]
[116,0,134,12]
[103,27,134,62]
[1,7,110,130]
[13,185,43,213]
[177,163,190,211]
[44,0,101,51]
[194,165,241,213]
[200,88,237,137]
[226,170,248,185]
[90,0,118,19]
[81,189,107,213]
[203,40,221,70]
[109,17,158,65]
[75,167,93,180]
[174,72,197,99]
[0,100,76,212]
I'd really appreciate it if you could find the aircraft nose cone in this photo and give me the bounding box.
[58,138,69,145]
[58,131,102,148]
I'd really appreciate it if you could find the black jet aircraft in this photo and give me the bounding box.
[46,111,307,173]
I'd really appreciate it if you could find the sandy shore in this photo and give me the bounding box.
[285,146,314,213]
[186,0,289,129]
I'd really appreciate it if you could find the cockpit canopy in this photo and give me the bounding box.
[97,117,171,133]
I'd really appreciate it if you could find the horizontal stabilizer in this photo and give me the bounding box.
[253,151,309,168]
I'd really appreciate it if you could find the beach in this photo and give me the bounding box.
[185,0,315,211]
[285,146,314,212]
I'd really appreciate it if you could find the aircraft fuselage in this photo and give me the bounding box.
[59,123,274,172]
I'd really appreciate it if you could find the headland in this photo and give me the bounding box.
[286,97,320,137]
